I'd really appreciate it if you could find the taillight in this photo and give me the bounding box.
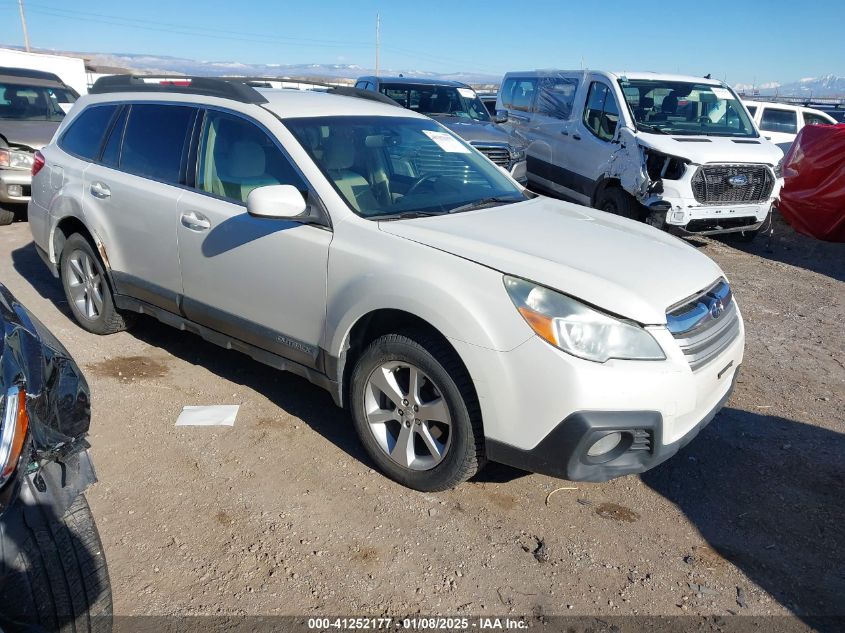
[0,386,29,485]
[32,150,46,177]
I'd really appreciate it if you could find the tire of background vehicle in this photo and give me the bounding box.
[595,186,642,221]
[0,494,112,633]
[350,330,486,492]
[0,207,15,226]
[60,233,132,335]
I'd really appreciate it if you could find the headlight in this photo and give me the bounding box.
[510,146,526,161]
[0,148,35,171]
[0,385,29,488]
[504,276,665,362]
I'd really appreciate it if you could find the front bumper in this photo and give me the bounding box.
[0,168,32,204]
[486,367,738,482]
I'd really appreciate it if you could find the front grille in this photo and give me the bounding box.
[472,143,511,168]
[667,279,740,372]
[684,216,758,234]
[691,164,774,205]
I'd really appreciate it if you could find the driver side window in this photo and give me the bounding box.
[583,82,619,142]
[197,110,306,204]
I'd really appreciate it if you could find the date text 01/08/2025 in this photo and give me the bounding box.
[306,618,529,630]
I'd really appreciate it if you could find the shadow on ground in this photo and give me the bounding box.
[642,407,845,627]
[717,215,845,283]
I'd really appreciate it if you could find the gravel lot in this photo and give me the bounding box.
[0,215,842,626]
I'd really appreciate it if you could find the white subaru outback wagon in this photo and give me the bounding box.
[28,76,744,491]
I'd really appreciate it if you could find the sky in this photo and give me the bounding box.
[1,0,843,86]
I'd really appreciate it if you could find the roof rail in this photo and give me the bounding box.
[326,86,401,107]
[89,75,268,104]
[0,66,66,83]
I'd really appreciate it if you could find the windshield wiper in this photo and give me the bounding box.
[374,210,444,221]
[636,123,668,134]
[447,196,521,215]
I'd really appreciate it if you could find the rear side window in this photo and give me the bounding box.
[500,77,538,112]
[536,77,579,120]
[100,106,128,168]
[803,112,831,126]
[120,104,196,185]
[760,108,797,134]
[60,105,118,160]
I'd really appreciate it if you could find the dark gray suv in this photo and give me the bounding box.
[356,76,527,184]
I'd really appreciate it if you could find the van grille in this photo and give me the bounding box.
[471,143,511,168]
[666,279,740,372]
[691,164,774,205]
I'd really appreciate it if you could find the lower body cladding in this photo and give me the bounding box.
[451,322,744,482]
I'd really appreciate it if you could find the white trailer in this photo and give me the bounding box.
[0,48,88,95]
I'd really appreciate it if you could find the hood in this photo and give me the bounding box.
[0,120,61,151]
[638,131,784,165]
[434,117,522,147]
[379,197,724,324]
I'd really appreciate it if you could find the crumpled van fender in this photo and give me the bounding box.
[591,128,650,204]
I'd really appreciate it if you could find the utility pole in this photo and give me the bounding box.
[18,0,31,52]
[375,13,380,76]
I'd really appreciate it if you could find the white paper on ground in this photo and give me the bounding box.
[176,405,239,427]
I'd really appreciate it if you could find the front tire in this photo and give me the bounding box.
[60,234,132,335]
[0,207,15,226]
[0,494,112,633]
[350,330,485,491]
[595,187,642,221]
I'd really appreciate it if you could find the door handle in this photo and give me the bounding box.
[572,133,582,140]
[89,182,111,199]
[560,130,569,136]
[180,211,211,231]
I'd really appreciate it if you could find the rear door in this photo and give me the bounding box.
[176,108,331,368]
[758,107,798,153]
[82,102,198,312]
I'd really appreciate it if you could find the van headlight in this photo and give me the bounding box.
[510,146,526,162]
[504,276,665,362]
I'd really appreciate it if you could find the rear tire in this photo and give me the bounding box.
[595,187,642,221]
[60,234,132,335]
[0,494,112,633]
[0,207,15,226]
[350,330,485,491]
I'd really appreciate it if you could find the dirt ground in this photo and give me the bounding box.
[0,215,842,625]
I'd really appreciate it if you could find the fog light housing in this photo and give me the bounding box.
[587,432,623,457]
[672,210,686,223]
[7,184,23,197]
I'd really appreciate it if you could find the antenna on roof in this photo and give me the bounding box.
[704,73,711,79]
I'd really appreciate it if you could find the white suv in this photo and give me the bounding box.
[28,76,744,491]
[742,100,837,153]
[497,71,784,239]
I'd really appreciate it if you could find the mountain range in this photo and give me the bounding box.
[82,51,502,85]
[734,74,845,98]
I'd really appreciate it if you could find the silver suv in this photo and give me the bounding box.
[29,77,744,491]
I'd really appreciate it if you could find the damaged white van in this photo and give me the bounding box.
[496,71,784,239]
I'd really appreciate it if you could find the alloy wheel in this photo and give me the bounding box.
[65,249,105,320]
[363,361,452,471]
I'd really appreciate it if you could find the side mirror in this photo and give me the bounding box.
[246,185,307,219]
[494,109,509,124]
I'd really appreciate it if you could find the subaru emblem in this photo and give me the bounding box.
[710,299,724,319]
[728,174,749,187]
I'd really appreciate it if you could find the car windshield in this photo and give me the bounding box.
[379,84,491,122]
[0,82,75,122]
[285,115,527,219]
[618,79,757,137]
